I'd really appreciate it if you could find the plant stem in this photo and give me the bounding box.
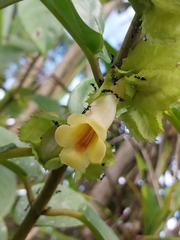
[21,176,35,204]
[0,147,33,161]
[113,13,142,68]
[12,165,67,240]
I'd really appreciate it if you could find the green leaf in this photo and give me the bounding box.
[19,113,56,144]
[128,0,152,16]
[125,69,180,114]
[12,156,41,177]
[0,165,16,217]
[0,218,7,240]
[68,77,97,114]
[141,184,160,234]
[31,94,65,118]
[121,109,163,141]
[142,237,180,240]
[0,143,16,152]
[135,153,147,178]
[8,16,38,52]
[0,0,22,9]
[164,106,180,134]
[142,0,180,42]
[79,203,119,240]
[18,0,64,56]
[14,184,92,228]
[41,0,104,54]
[122,39,180,73]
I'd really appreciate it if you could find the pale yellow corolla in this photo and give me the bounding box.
[55,94,117,171]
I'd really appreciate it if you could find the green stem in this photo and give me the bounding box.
[12,165,67,240]
[0,147,33,161]
[45,208,102,239]
[21,176,35,204]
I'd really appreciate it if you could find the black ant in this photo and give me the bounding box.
[101,163,105,167]
[134,75,146,81]
[99,78,104,86]
[52,120,59,126]
[101,89,125,102]
[82,105,91,114]
[90,83,97,92]
[36,187,41,195]
[100,172,106,180]
[111,53,115,64]
[55,190,61,194]
[101,89,113,94]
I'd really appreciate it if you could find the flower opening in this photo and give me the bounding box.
[74,124,98,153]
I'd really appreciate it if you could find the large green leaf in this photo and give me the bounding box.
[79,203,119,240]
[14,184,90,227]
[142,0,180,42]
[0,0,22,9]
[41,0,104,54]
[18,0,64,56]
[0,219,7,240]
[124,69,180,114]
[0,165,16,217]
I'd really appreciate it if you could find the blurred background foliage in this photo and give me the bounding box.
[0,0,180,239]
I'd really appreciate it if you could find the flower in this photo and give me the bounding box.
[55,94,117,171]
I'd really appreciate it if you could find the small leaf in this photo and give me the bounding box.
[164,106,180,134]
[68,77,97,114]
[19,111,62,144]
[135,153,147,178]
[0,0,22,9]
[79,203,119,240]
[121,109,163,141]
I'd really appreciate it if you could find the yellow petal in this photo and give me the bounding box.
[87,138,106,164]
[68,113,88,126]
[55,125,74,147]
[86,95,117,129]
[86,118,107,141]
[60,147,90,171]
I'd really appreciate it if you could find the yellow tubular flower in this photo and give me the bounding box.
[55,94,117,171]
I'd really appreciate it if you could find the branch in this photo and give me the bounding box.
[12,165,67,240]
[113,13,142,68]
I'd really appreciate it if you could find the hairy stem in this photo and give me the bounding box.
[12,165,67,240]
